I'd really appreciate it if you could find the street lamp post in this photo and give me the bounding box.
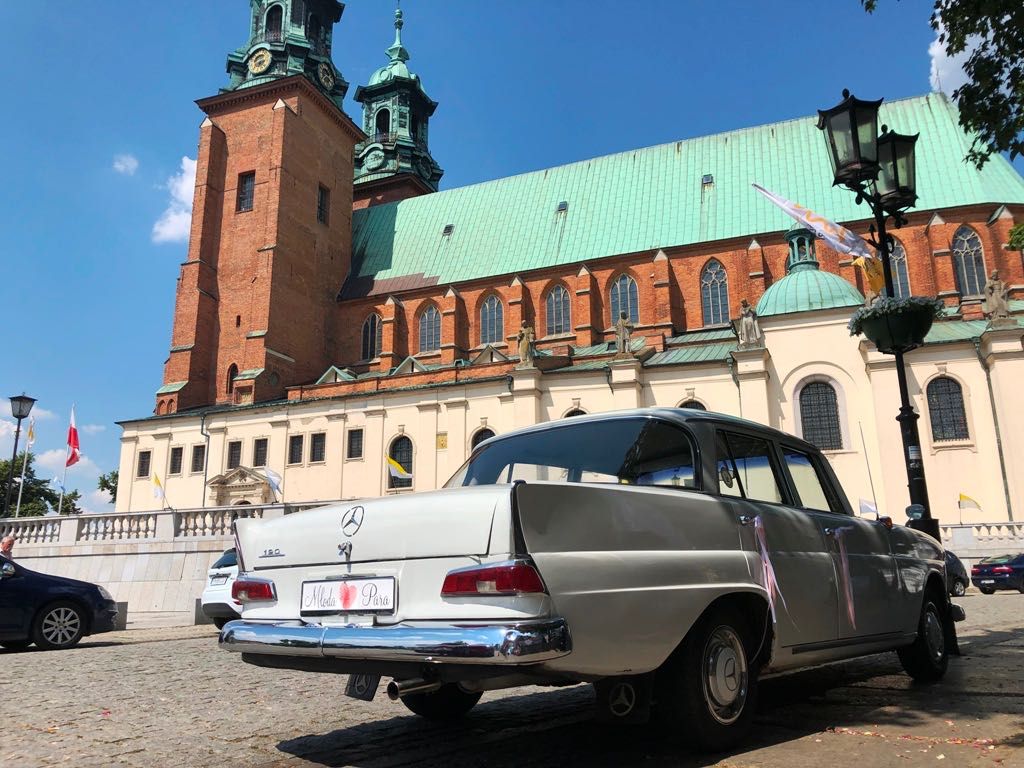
[3,394,36,518]
[817,90,940,541]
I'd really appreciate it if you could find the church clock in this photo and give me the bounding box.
[318,62,336,91]
[248,49,272,75]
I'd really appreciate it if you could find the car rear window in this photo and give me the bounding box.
[446,417,699,490]
[212,549,237,569]
[979,554,1015,565]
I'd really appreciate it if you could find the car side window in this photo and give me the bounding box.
[716,431,783,504]
[781,447,835,513]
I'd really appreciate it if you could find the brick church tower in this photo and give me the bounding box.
[156,0,364,415]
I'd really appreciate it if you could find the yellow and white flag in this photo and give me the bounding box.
[26,416,36,448]
[152,473,166,502]
[386,456,412,480]
[957,493,981,511]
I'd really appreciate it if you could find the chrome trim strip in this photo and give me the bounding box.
[219,619,572,664]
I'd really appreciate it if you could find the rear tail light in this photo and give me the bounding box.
[970,567,980,575]
[441,560,546,597]
[232,576,277,603]
[992,566,1013,574]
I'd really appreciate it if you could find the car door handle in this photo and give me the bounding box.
[738,514,755,527]
[823,527,838,538]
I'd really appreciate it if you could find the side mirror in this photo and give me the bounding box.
[906,504,925,521]
[1,561,15,578]
[718,465,734,488]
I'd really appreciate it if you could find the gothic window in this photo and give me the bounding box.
[375,108,391,138]
[546,284,571,336]
[927,377,969,442]
[610,274,639,325]
[419,305,441,353]
[471,428,495,450]
[701,259,730,326]
[265,4,283,41]
[680,400,706,411]
[799,381,843,451]
[889,240,911,298]
[952,226,986,297]
[237,172,255,212]
[361,314,382,360]
[226,364,238,395]
[388,436,413,489]
[480,295,504,346]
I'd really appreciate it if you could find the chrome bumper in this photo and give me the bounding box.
[219,618,572,664]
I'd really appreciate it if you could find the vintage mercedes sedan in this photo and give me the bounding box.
[220,408,962,751]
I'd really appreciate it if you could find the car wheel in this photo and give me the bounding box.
[399,684,482,721]
[897,595,948,682]
[0,640,32,651]
[979,587,995,595]
[951,580,966,597]
[32,601,86,651]
[654,605,759,752]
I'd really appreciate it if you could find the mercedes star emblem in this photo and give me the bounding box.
[341,505,365,537]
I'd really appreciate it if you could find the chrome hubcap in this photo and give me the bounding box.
[42,607,81,646]
[924,608,944,662]
[702,626,748,725]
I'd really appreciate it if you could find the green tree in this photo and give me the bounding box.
[0,452,60,517]
[98,470,119,503]
[60,489,84,516]
[863,0,1024,168]
[1009,223,1024,252]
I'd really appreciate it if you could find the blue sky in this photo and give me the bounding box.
[1,0,1018,513]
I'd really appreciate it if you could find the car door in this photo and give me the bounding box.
[0,561,36,638]
[715,430,839,649]
[778,444,902,640]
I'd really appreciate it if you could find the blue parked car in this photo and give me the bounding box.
[0,559,118,651]
[971,553,1024,595]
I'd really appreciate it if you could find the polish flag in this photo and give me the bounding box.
[66,407,81,468]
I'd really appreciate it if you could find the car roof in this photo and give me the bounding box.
[483,407,821,453]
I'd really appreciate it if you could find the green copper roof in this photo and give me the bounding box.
[345,93,1024,298]
[756,269,864,317]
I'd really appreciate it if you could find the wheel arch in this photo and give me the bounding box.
[673,589,774,670]
[32,595,93,637]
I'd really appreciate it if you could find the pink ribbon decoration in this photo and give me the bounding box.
[753,515,789,624]
[832,526,857,631]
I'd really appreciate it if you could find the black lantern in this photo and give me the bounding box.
[874,127,919,213]
[9,394,36,420]
[816,89,883,188]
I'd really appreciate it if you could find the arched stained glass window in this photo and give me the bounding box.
[701,260,730,326]
[799,381,843,451]
[889,240,911,299]
[680,400,706,410]
[419,305,441,353]
[226,364,238,395]
[927,377,969,442]
[471,428,495,450]
[952,226,986,297]
[610,274,639,325]
[546,284,571,336]
[361,314,382,361]
[480,295,504,345]
[388,436,413,489]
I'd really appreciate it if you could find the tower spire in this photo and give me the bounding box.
[387,5,410,63]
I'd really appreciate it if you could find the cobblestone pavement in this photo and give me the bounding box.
[2,592,1022,768]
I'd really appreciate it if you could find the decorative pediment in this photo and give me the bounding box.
[653,249,668,262]
[988,205,1012,225]
[469,345,510,366]
[391,356,430,375]
[207,466,274,507]
[317,366,356,384]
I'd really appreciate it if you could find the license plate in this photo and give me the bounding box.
[210,574,228,586]
[980,579,995,584]
[301,577,396,614]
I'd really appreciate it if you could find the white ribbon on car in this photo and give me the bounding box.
[831,526,857,631]
[753,515,789,624]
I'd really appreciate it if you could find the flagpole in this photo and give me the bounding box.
[57,454,69,515]
[14,427,32,518]
[857,422,878,513]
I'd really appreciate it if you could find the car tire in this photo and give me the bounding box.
[0,640,32,651]
[31,601,86,651]
[951,580,966,597]
[654,605,759,752]
[979,587,995,595]
[400,684,482,721]
[897,595,948,682]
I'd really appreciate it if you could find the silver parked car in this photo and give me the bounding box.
[220,408,963,751]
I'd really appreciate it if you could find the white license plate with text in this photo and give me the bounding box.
[301,577,396,614]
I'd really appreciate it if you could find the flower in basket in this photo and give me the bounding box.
[848,296,945,354]
[847,296,945,336]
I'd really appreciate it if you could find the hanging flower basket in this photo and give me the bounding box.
[848,296,944,354]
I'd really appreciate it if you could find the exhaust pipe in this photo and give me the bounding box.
[387,678,442,701]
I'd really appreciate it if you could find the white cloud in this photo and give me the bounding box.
[0,402,55,420]
[113,153,139,176]
[36,448,101,479]
[152,156,197,244]
[82,424,106,435]
[82,488,115,515]
[928,24,975,94]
